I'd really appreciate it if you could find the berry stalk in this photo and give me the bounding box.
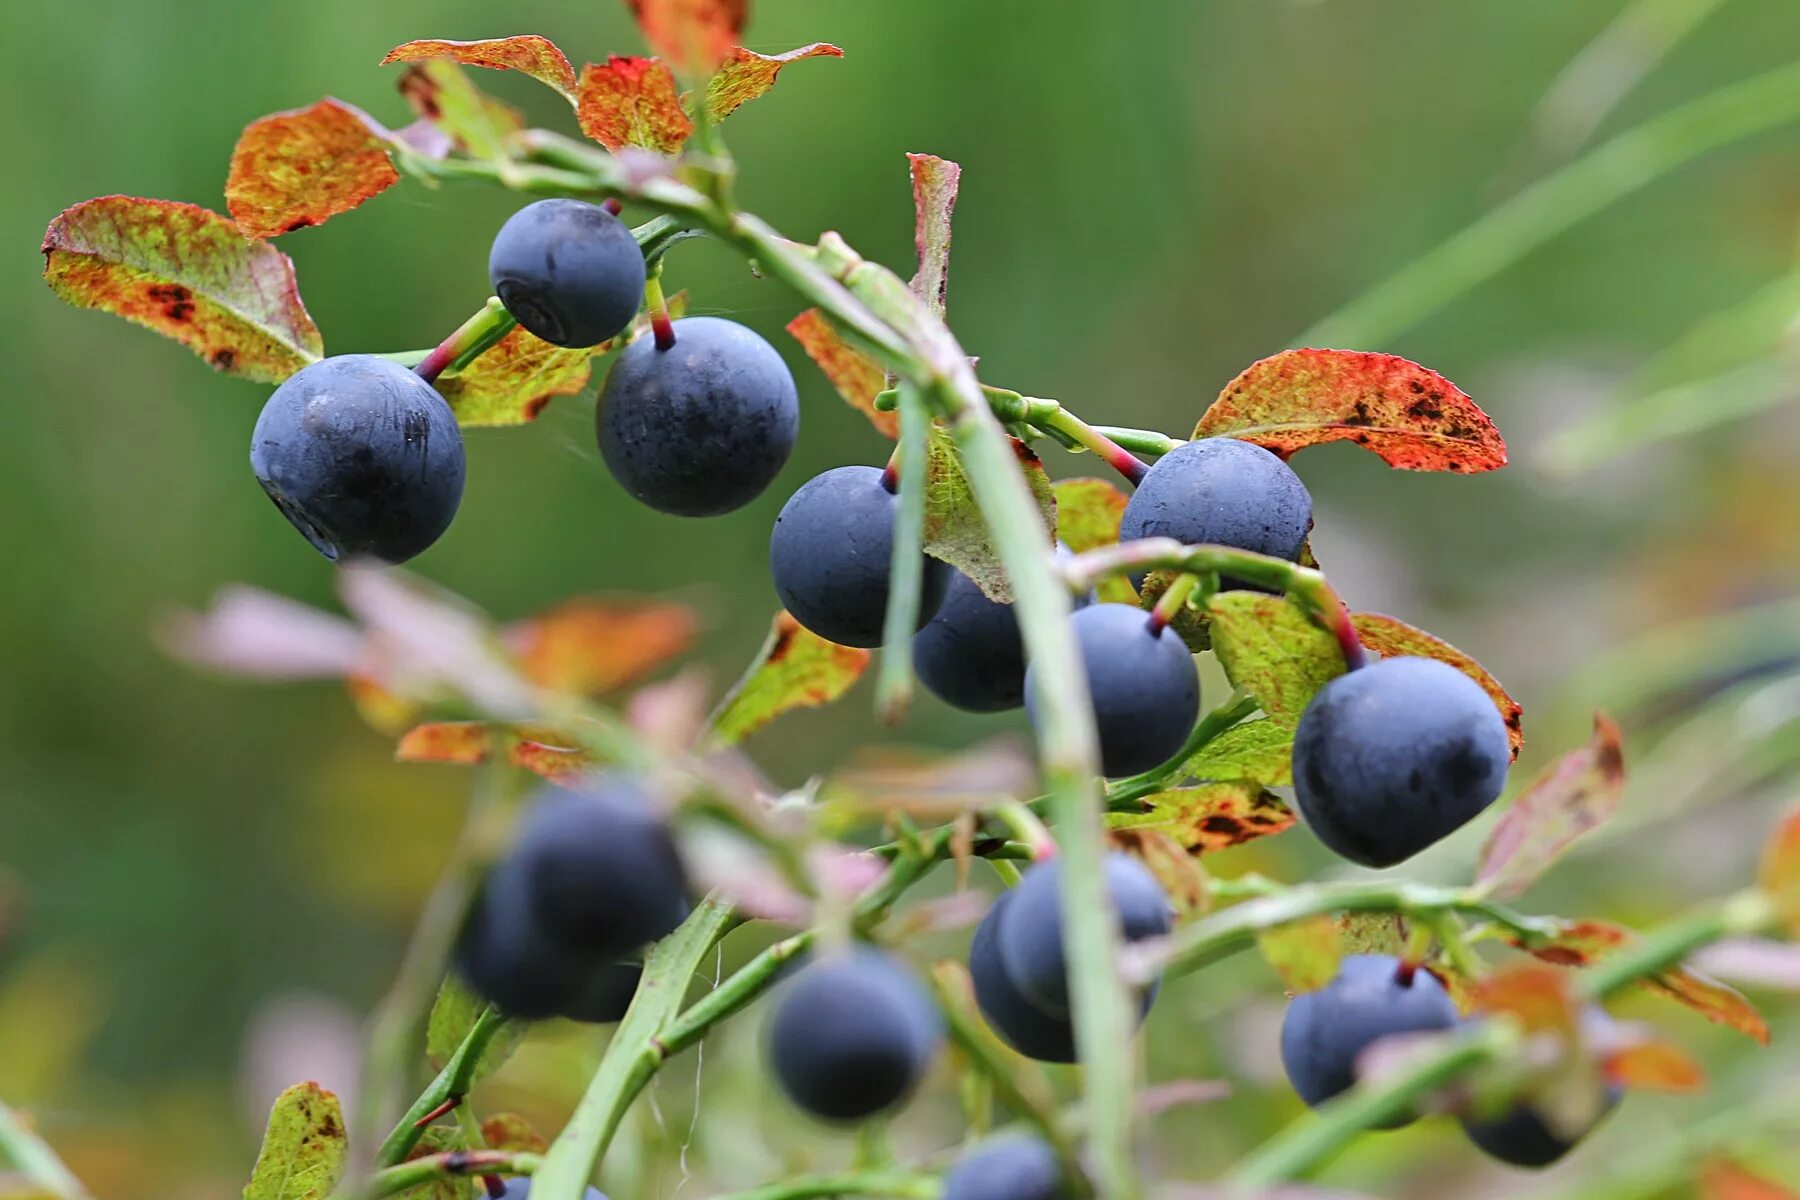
[336,1150,542,1200]
[0,1099,89,1200]
[414,297,517,385]
[1146,572,1202,634]
[875,386,931,722]
[642,265,676,350]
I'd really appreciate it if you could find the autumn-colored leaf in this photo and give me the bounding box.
[382,36,577,99]
[706,43,842,119]
[1603,1036,1705,1092]
[432,325,598,426]
[1700,1161,1800,1200]
[1052,477,1134,604]
[43,196,322,382]
[1760,800,1800,937]
[397,60,522,161]
[1106,828,1208,914]
[394,721,596,777]
[1473,963,1578,1033]
[1257,916,1342,993]
[395,722,493,766]
[510,739,598,782]
[244,1082,347,1200]
[501,596,697,696]
[923,424,1057,603]
[707,611,871,747]
[1207,592,1346,720]
[907,153,961,319]
[1195,349,1506,473]
[1110,781,1296,855]
[576,55,694,154]
[1645,967,1769,1045]
[225,100,398,240]
[1518,919,1631,966]
[624,0,746,73]
[1476,713,1624,900]
[1181,719,1295,787]
[786,308,895,436]
[480,1113,548,1154]
[1352,611,1522,759]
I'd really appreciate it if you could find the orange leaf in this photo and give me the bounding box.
[1351,612,1522,759]
[503,597,698,696]
[383,36,577,99]
[1473,963,1577,1033]
[786,308,896,437]
[42,196,322,382]
[907,153,962,319]
[705,43,842,119]
[1603,1037,1706,1092]
[1646,966,1769,1045]
[1518,919,1631,966]
[434,324,597,426]
[1196,348,1506,472]
[225,99,399,240]
[510,740,597,782]
[1760,800,1800,937]
[623,0,746,74]
[395,722,493,765]
[576,55,694,153]
[1700,1161,1800,1200]
[707,611,871,747]
[1476,714,1624,900]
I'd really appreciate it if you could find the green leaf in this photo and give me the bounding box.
[396,60,522,161]
[705,44,843,119]
[1352,612,1523,760]
[243,1082,348,1200]
[1108,781,1295,855]
[1206,592,1345,720]
[226,99,399,239]
[706,611,871,747]
[382,36,578,100]
[42,196,322,383]
[1195,349,1505,473]
[1256,916,1341,993]
[401,1129,475,1200]
[434,325,599,426]
[906,153,961,319]
[426,977,523,1084]
[923,424,1056,603]
[1052,477,1134,605]
[1180,718,1295,787]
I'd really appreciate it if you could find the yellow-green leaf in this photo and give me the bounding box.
[923,424,1056,603]
[707,611,871,747]
[1181,719,1295,787]
[1257,916,1342,992]
[244,1082,347,1200]
[1207,592,1346,720]
[1052,477,1134,604]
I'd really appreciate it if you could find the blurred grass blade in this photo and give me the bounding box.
[1300,60,1800,348]
[876,385,930,723]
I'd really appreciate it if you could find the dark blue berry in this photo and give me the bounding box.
[1119,437,1311,590]
[969,888,1078,1063]
[995,854,1172,1018]
[942,1135,1070,1200]
[489,199,646,348]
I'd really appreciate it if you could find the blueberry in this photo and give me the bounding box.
[769,465,950,648]
[453,861,592,1020]
[559,960,644,1024]
[1119,437,1311,590]
[766,948,942,1122]
[913,544,1093,713]
[1025,603,1199,777]
[492,1179,607,1200]
[994,854,1172,1018]
[488,199,646,348]
[1292,656,1510,868]
[1461,1087,1619,1168]
[942,1135,1070,1200]
[512,779,690,959]
[968,889,1077,1063]
[249,355,465,563]
[596,317,799,516]
[1279,954,1459,1126]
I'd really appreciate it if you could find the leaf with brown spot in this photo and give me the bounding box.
[786,309,895,437]
[1645,966,1768,1045]
[243,1082,347,1200]
[1700,1161,1800,1200]
[1760,800,1800,937]
[1052,477,1135,604]
[923,424,1057,603]
[1257,916,1342,993]
[397,60,523,161]
[1352,612,1522,759]
[501,596,697,695]
[1207,592,1346,720]
[707,611,870,747]
[395,722,493,766]
[480,1113,548,1154]
[576,56,694,153]
[624,0,746,73]
[383,36,577,99]
[511,739,598,782]
[1195,349,1506,472]
[1336,912,1409,958]
[226,100,399,240]
[43,196,322,382]
[907,154,961,320]
[1110,781,1296,855]
[705,43,842,119]
[1106,828,1208,914]
[1603,1036,1705,1092]
[1517,919,1631,966]
[1476,714,1624,900]
[1181,719,1295,787]
[432,324,598,426]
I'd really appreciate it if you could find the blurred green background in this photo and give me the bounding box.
[7,0,1800,1196]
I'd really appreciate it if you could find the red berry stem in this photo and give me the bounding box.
[1038,406,1149,485]
[601,197,623,216]
[412,1095,462,1128]
[880,446,902,494]
[642,268,676,351]
[415,298,518,386]
[1146,573,1202,635]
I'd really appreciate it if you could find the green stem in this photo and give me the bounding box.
[1300,59,1800,348]
[374,1005,512,1168]
[1146,573,1200,634]
[415,297,517,384]
[643,264,676,349]
[1105,689,1259,809]
[703,1171,940,1200]
[338,1150,541,1200]
[1580,888,1775,999]
[875,385,931,723]
[0,1099,89,1200]
[1035,407,1150,485]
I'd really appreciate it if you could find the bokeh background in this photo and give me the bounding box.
[6,1,1800,1196]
